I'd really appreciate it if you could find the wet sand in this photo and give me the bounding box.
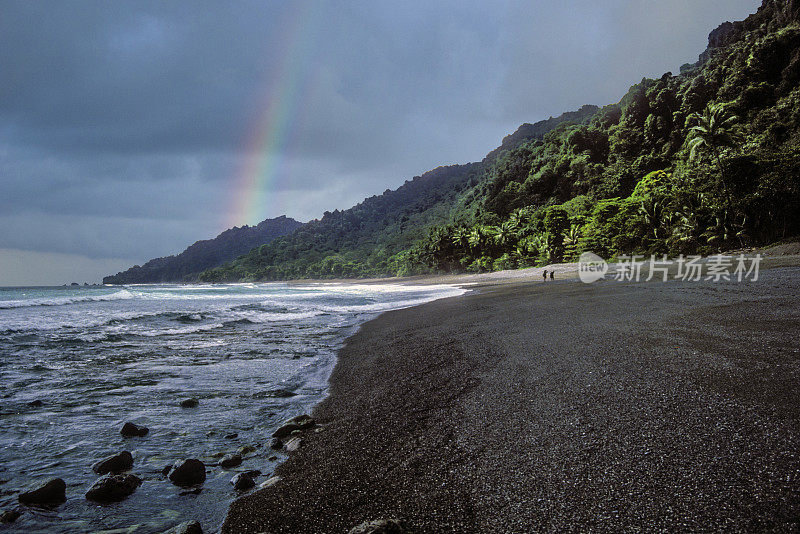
[225,267,800,533]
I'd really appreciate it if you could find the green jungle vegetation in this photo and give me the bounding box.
[199,0,800,282]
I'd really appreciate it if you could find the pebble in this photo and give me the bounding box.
[85,474,142,502]
[163,520,203,534]
[219,454,242,469]
[0,509,21,523]
[272,415,316,439]
[348,519,409,534]
[230,473,255,491]
[120,422,149,438]
[168,459,206,487]
[92,451,134,475]
[285,437,303,452]
[18,478,66,506]
[180,398,199,408]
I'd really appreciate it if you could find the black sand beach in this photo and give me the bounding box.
[224,267,800,533]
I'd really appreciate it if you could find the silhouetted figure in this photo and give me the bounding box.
[550,270,554,280]
[542,270,547,281]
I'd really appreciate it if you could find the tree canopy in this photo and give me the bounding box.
[200,2,800,282]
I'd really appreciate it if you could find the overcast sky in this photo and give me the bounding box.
[0,0,760,285]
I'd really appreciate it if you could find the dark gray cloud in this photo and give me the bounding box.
[0,0,760,283]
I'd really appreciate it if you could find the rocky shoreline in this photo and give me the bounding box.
[0,283,465,533]
[1,402,322,533]
[223,267,800,533]
[5,264,799,532]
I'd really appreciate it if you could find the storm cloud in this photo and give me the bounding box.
[0,0,760,284]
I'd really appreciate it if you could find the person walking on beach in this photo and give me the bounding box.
[550,270,554,280]
[542,269,547,281]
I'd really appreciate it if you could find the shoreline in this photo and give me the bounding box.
[286,248,800,288]
[223,264,800,532]
[97,241,800,289]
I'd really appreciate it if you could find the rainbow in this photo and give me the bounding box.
[226,1,321,228]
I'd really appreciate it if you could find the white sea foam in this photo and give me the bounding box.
[0,281,470,533]
[318,289,467,314]
[0,289,134,309]
[138,322,226,337]
[168,338,227,349]
[233,310,327,323]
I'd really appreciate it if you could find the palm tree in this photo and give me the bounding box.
[482,226,500,254]
[495,221,519,248]
[467,227,483,252]
[671,192,706,248]
[701,214,730,246]
[451,228,469,250]
[562,224,581,259]
[564,224,581,243]
[687,103,741,210]
[517,235,538,257]
[530,233,556,264]
[639,197,664,239]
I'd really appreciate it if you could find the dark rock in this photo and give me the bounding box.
[269,438,283,450]
[163,520,203,534]
[0,509,21,523]
[168,459,206,487]
[268,455,277,461]
[161,464,173,477]
[224,433,238,439]
[271,424,301,440]
[285,437,303,452]
[230,473,255,491]
[242,469,261,478]
[85,474,142,502]
[708,20,737,49]
[219,454,242,469]
[120,422,148,437]
[237,445,256,455]
[179,398,199,408]
[92,451,133,475]
[28,400,43,407]
[264,388,296,398]
[348,519,409,534]
[18,478,66,506]
[271,414,315,439]
[287,414,315,429]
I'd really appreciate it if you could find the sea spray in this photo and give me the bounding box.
[0,282,466,533]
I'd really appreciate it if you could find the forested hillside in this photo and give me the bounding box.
[104,216,302,283]
[198,163,481,280]
[197,106,597,281]
[202,0,800,281]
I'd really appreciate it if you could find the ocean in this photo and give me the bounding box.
[0,282,466,533]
